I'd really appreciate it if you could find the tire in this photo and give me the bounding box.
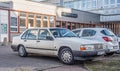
[18,45,28,57]
[58,48,74,65]
[105,52,114,56]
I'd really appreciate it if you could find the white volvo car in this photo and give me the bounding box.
[11,28,107,64]
[72,28,119,56]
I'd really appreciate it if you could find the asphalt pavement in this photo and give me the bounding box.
[0,45,88,71]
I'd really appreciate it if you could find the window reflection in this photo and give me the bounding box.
[36,14,41,27]
[20,12,26,32]
[62,22,66,28]
[28,14,34,28]
[50,16,55,27]
[56,21,61,27]
[43,16,48,27]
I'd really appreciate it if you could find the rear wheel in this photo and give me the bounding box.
[18,45,28,57]
[59,48,74,65]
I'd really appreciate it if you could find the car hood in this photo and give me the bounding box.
[56,37,103,45]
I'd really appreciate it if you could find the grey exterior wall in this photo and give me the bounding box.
[56,7,100,24]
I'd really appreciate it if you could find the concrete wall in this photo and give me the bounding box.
[0,0,57,15]
[56,7,100,24]
[0,0,100,24]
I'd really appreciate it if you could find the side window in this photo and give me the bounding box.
[82,29,96,37]
[26,29,38,40]
[38,29,50,40]
[21,30,29,39]
[73,30,80,36]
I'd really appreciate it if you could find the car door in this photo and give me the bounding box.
[21,29,39,53]
[80,29,96,40]
[36,29,55,56]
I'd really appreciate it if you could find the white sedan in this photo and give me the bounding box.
[11,28,107,64]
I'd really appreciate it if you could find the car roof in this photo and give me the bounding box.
[27,27,67,30]
[72,28,107,31]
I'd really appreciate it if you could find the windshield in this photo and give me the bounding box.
[50,28,77,38]
[101,29,115,37]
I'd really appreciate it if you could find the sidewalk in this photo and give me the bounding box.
[44,65,88,71]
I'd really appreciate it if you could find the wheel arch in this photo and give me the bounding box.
[58,46,72,56]
[17,44,25,51]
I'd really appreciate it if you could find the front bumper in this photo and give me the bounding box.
[73,49,107,60]
[11,45,18,52]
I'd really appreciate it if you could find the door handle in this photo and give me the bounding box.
[24,40,27,42]
[36,40,40,42]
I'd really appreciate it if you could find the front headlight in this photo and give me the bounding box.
[80,45,94,51]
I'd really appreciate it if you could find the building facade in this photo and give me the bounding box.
[63,0,120,34]
[0,0,100,42]
[41,0,120,34]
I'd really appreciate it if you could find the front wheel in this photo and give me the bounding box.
[18,45,28,57]
[59,48,74,65]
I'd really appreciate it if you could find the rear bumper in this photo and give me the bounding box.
[73,50,107,60]
[11,45,18,52]
[106,46,119,53]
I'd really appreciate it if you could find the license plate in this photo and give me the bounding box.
[97,51,105,55]
[113,46,118,49]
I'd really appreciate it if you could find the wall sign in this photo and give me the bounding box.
[62,12,78,18]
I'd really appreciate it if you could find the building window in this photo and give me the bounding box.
[104,0,109,5]
[56,21,61,27]
[76,24,80,28]
[50,16,55,27]
[71,23,76,30]
[10,11,18,32]
[28,13,34,28]
[117,4,120,7]
[110,0,115,4]
[67,22,71,29]
[62,22,66,28]
[36,15,41,27]
[20,12,26,32]
[117,0,120,3]
[43,16,48,27]
[92,0,97,9]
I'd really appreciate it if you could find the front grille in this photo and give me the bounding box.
[94,44,103,50]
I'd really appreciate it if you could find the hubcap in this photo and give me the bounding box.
[61,51,72,63]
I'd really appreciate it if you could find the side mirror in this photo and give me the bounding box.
[46,36,54,40]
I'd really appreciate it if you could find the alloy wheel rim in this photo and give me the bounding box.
[61,51,72,63]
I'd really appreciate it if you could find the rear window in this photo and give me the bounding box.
[101,29,115,36]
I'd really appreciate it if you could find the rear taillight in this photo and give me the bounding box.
[103,37,112,42]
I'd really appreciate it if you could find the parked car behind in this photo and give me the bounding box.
[11,28,106,64]
[116,34,120,53]
[117,34,120,45]
[72,28,119,56]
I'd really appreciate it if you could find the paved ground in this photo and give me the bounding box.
[0,46,88,71]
